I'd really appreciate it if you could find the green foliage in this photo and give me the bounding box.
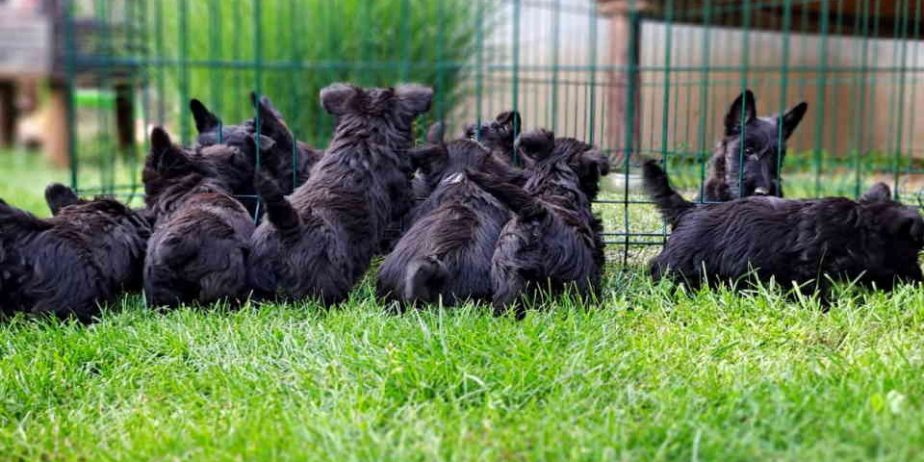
[150,0,488,146]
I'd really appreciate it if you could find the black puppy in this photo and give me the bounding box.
[464,110,522,164]
[466,130,607,317]
[376,125,528,306]
[702,90,807,201]
[251,83,433,304]
[189,95,323,213]
[142,127,257,308]
[644,160,923,295]
[0,185,150,322]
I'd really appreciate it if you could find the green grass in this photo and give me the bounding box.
[3,155,924,460]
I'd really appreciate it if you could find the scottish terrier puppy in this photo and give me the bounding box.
[644,160,923,296]
[702,90,807,201]
[142,127,258,308]
[466,130,608,317]
[464,110,522,164]
[376,123,529,307]
[250,83,433,304]
[189,95,323,212]
[0,185,150,322]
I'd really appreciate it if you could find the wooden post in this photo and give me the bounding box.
[114,82,135,153]
[0,80,15,148]
[597,0,646,166]
[45,81,70,168]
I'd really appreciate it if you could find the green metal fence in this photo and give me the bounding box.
[62,0,924,264]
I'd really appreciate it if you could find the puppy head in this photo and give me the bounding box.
[516,129,556,163]
[320,83,433,131]
[45,183,85,216]
[558,141,610,201]
[721,89,808,198]
[464,110,522,157]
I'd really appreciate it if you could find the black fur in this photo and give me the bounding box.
[377,132,527,307]
[0,187,150,322]
[644,160,924,295]
[142,127,256,308]
[189,96,323,214]
[702,90,808,201]
[250,83,433,304]
[467,129,607,317]
[464,110,522,164]
[45,183,86,215]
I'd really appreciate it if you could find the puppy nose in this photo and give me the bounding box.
[753,187,769,196]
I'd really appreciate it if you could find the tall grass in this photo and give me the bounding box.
[149,0,490,146]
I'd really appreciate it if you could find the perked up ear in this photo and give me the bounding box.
[395,84,434,115]
[44,183,81,215]
[724,89,757,136]
[860,182,891,203]
[517,129,555,162]
[189,99,221,134]
[150,126,172,154]
[780,101,809,140]
[426,121,446,145]
[149,127,192,174]
[251,92,290,136]
[320,83,359,116]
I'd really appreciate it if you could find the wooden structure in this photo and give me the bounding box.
[596,0,924,159]
[0,0,139,166]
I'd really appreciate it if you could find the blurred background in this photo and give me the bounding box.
[1,0,922,258]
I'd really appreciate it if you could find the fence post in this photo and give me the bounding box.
[114,82,135,153]
[597,0,646,166]
[0,80,15,148]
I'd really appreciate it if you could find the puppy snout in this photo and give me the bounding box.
[753,187,769,196]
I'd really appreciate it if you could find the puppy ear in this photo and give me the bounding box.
[150,126,172,153]
[860,182,891,203]
[395,84,434,115]
[517,129,555,162]
[426,121,445,145]
[189,99,221,134]
[252,92,290,137]
[251,92,286,121]
[408,145,446,175]
[724,89,757,136]
[44,183,80,215]
[779,101,808,140]
[320,83,358,116]
[149,128,192,174]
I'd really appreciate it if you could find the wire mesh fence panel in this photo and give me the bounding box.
[61,0,924,265]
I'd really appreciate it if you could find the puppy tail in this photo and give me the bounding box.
[404,256,448,303]
[464,169,547,219]
[642,159,693,226]
[254,171,301,237]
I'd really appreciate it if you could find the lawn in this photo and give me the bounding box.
[2,152,924,460]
